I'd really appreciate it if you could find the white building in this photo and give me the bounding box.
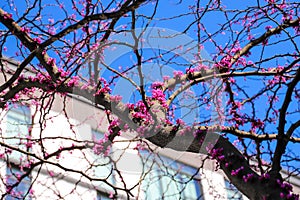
[0,60,299,199]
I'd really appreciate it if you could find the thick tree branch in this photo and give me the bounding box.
[0,8,59,80]
[272,68,300,174]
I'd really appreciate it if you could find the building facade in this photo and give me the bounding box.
[0,60,299,199]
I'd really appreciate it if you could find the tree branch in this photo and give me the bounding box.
[272,68,300,174]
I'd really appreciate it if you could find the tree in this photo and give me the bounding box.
[0,0,299,199]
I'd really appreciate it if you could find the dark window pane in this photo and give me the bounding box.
[225,180,243,200]
[96,191,110,200]
[140,150,203,200]
[6,166,31,200]
[6,105,31,159]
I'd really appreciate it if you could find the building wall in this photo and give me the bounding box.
[0,95,238,199]
[0,61,299,199]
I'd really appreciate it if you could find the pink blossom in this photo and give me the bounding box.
[197,64,209,70]
[265,25,272,30]
[29,188,34,195]
[67,76,80,87]
[20,26,30,33]
[235,101,242,109]
[151,82,164,89]
[231,166,244,176]
[109,192,114,199]
[47,57,56,66]
[3,12,12,20]
[14,94,20,100]
[243,173,254,183]
[176,118,185,126]
[33,37,42,44]
[25,140,33,148]
[173,70,184,79]
[93,143,103,155]
[81,83,89,90]
[108,118,120,134]
[48,18,54,24]
[95,78,111,95]
[163,76,170,81]
[109,95,122,102]
[126,103,134,110]
[229,77,236,83]
[104,146,111,157]
[49,171,55,177]
[178,129,186,136]
[186,68,195,73]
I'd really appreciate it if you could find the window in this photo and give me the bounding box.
[143,168,163,200]
[6,165,32,200]
[5,105,31,160]
[92,129,105,142]
[96,191,110,200]
[225,180,243,200]
[90,129,111,178]
[91,129,114,191]
[160,161,203,200]
[179,173,203,199]
[141,151,203,200]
